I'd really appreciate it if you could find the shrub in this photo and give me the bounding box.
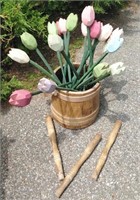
[93,0,125,14]
[0,0,48,65]
[0,68,23,102]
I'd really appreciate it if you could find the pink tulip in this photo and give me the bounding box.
[9,89,32,107]
[90,20,101,39]
[81,6,95,26]
[56,18,67,35]
[38,78,57,93]
[81,22,87,37]
[98,23,113,42]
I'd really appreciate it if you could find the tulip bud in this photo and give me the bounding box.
[9,89,32,107]
[90,20,101,39]
[20,32,37,50]
[66,13,78,31]
[47,21,58,35]
[81,22,87,37]
[56,18,67,35]
[8,48,30,63]
[93,63,109,78]
[98,23,113,42]
[38,78,57,93]
[109,62,125,75]
[81,6,95,26]
[48,34,63,52]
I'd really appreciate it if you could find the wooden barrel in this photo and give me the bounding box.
[51,83,101,129]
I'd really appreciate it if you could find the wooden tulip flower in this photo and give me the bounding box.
[9,89,32,107]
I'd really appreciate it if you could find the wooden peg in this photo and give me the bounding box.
[92,120,122,180]
[46,115,64,181]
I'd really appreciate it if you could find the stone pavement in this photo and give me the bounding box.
[1,2,140,200]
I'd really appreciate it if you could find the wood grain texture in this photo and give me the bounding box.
[92,120,122,180]
[46,116,64,181]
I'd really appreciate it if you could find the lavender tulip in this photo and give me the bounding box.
[38,78,57,93]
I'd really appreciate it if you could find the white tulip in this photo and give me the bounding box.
[81,22,87,37]
[8,48,30,63]
[98,23,113,42]
[109,62,125,75]
[48,34,63,52]
[109,28,123,41]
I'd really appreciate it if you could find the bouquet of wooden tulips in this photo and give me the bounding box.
[8,5,125,107]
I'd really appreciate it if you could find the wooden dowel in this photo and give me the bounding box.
[46,116,64,181]
[55,133,102,198]
[92,120,122,180]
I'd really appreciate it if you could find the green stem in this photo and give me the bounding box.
[87,27,93,67]
[36,48,61,84]
[58,81,72,87]
[76,73,110,90]
[71,37,89,86]
[64,31,71,82]
[72,52,108,89]
[76,75,94,89]
[77,37,89,74]
[29,60,60,85]
[61,51,79,78]
[57,52,66,83]
[91,39,99,65]
[56,86,78,91]
[31,90,43,96]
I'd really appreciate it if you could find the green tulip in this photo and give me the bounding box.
[20,32,37,50]
[47,21,58,35]
[66,13,78,31]
[93,62,109,78]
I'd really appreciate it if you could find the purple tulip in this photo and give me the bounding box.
[9,89,32,107]
[38,78,57,93]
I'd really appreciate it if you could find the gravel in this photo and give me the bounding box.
[1,2,140,200]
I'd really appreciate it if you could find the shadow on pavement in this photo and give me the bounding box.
[98,78,130,123]
[0,133,16,200]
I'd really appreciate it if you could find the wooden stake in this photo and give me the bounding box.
[92,120,122,180]
[55,133,102,198]
[46,116,64,181]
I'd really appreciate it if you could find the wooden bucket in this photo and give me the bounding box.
[51,83,101,129]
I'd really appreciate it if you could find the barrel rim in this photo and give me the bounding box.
[57,82,101,96]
